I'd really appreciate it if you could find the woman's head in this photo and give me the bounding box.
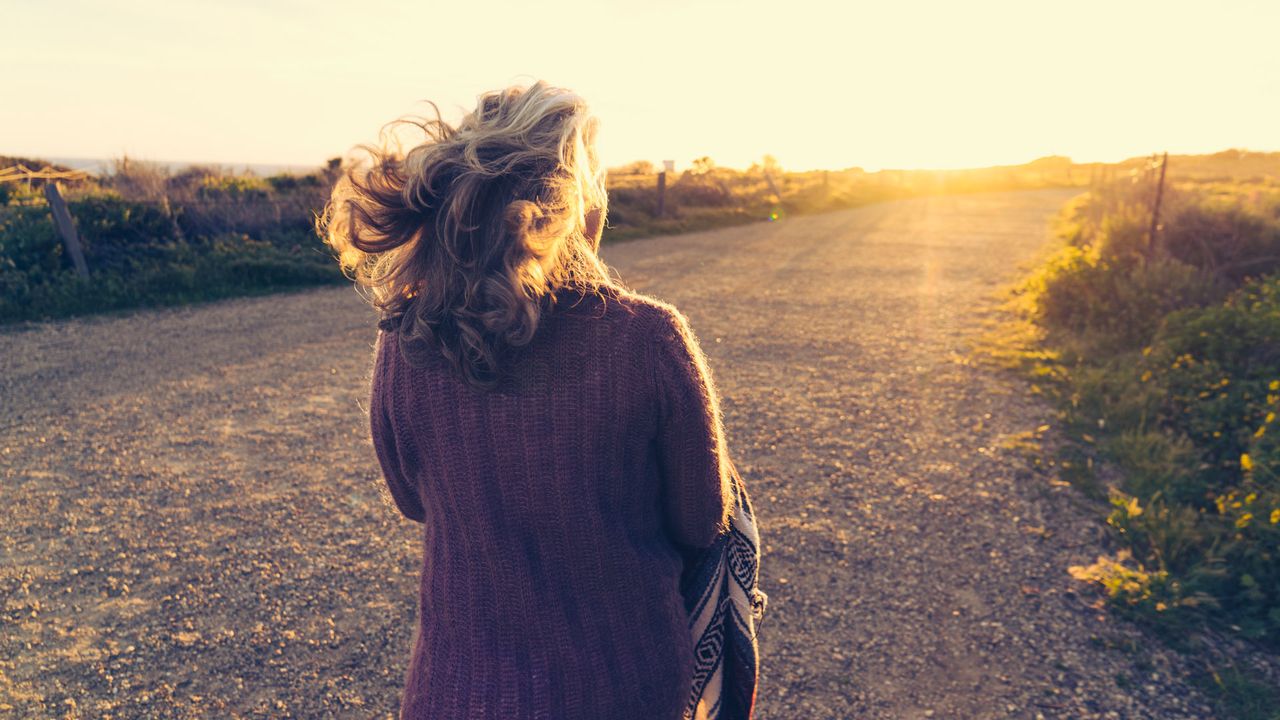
[321,81,615,389]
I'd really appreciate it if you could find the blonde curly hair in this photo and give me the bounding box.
[320,81,616,389]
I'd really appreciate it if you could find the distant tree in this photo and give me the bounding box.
[748,155,783,178]
[690,156,715,176]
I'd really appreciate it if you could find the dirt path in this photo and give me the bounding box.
[1,190,1216,718]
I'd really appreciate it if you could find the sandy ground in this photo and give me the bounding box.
[1,190,1222,718]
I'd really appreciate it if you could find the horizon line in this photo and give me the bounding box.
[4,147,1280,177]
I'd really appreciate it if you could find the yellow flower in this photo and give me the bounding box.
[1271,509,1280,524]
[1267,412,1277,424]
[1258,426,1268,438]
[1245,493,1257,504]
[1126,497,1143,518]
[1241,453,1254,472]
[1140,371,1153,383]
[1236,513,1253,529]
[1270,380,1280,391]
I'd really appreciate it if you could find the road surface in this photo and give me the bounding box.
[1,190,1214,718]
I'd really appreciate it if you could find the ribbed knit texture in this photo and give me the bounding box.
[369,287,737,720]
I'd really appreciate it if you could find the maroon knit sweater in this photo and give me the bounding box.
[369,288,737,720]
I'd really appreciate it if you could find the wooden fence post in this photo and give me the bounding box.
[43,181,89,278]
[161,195,185,241]
[1146,152,1168,261]
[763,171,782,201]
[656,171,666,218]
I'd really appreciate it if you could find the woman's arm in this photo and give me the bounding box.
[370,332,427,523]
[651,306,735,548]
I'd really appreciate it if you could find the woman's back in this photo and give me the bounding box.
[321,81,745,718]
[370,288,733,719]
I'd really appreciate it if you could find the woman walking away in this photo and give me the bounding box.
[321,81,762,720]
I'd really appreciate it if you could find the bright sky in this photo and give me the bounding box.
[3,0,1278,172]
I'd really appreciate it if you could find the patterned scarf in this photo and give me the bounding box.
[680,467,767,720]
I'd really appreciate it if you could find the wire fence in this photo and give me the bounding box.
[1080,152,1171,260]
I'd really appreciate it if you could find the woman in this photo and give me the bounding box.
[322,81,753,719]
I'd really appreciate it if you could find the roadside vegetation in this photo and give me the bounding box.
[1,153,1081,322]
[6,150,1274,325]
[602,154,1081,240]
[0,156,342,322]
[1002,150,1280,718]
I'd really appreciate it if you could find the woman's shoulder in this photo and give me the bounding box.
[552,285,689,339]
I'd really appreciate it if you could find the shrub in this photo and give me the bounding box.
[1162,203,1280,284]
[1139,282,1280,640]
[0,200,340,322]
[265,173,322,192]
[1025,184,1280,651]
[72,196,180,273]
[671,173,734,207]
[1144,276,1280,480]
[1032,241,1221,352]
[605,184,657,225]
[195,174,270,202]
[0,205,63,275]
[1066,291,1280,641]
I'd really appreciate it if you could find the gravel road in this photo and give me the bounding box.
[1,190,1220,718]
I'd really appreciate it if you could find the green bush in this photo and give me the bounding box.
[1031,186,1280,648]
[0,195,180,274]
[1031,225,1222,352]
[1132,277,1280,640]
[1145,278,1280,477]
[0,212,341,322]
[73,195,180,272]
[1029,189,1280,355]
[0,205,63,275]
[0,161,347,322]
[265,173,323,192]
[1163,203,1280,284]
[196,174,270,201]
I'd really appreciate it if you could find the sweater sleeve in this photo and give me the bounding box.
[651,306,734,548]
[370,331,426,523]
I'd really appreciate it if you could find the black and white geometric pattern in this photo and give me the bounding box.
[681,469,767,720]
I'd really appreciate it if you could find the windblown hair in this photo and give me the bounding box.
[320,82,616,389]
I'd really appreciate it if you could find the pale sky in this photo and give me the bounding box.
[3,0,1278,171]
